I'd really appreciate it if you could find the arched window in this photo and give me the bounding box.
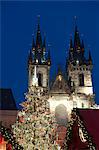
[38,73,43,86]
[79,74,84,86]
[55,104,68,126]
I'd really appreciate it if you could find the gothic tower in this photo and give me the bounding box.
[67,25,93,96]
[28,18,51,89]
[49,24,95,127]
[26,18,96,129]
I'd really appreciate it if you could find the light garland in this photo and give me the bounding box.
[0,122,23,150]
[64,113,75,149]
[79,127,87,142]
[77,111,96,149]
[12,86,59,150]
[65,109,96,150]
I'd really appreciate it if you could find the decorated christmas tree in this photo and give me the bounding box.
[12,85,59,150]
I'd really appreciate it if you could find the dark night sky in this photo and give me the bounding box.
[1,1,99,108]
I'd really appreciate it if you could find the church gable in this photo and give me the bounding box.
[50,71,71,94]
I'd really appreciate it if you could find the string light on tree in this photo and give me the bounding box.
[12,86,59,150]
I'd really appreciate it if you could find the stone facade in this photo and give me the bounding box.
[28,64,50,88]
[28,21,95,126]
[28,19,51,89]
[67,63,93,95]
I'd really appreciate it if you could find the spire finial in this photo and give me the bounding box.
[73,16,81,50]
[74,16,77,27]
[74,16,78,33]
[37,15,40,31]
[36,15,42,48]
[37,15,40,21]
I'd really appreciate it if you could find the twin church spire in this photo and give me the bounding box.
[28,17,51,66]
[28,17,93,95]
[29,17,92,67]
[69,25,92,65]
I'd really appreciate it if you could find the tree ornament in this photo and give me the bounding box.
[12,86,59,149]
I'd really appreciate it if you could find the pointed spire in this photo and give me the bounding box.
[74,25,81,50]
[43,34,46,51]
[37,15,40,32]
[69,35,74,61]
[88,50,92,65]
[36,15,42,48]
[32,35,35,51]
[28,49,32,64]
[74,16,77,26]
[70,37,73,51]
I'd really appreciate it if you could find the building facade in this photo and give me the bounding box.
[0,88,17,128]
[28,19,95,126]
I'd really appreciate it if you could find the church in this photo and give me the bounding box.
[28,18,95,126]
[0,17,99,150]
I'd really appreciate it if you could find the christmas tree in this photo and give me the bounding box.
[12,86,59,150]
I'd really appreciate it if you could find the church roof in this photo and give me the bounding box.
[0,88,17,110]
[50,70,71,94]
